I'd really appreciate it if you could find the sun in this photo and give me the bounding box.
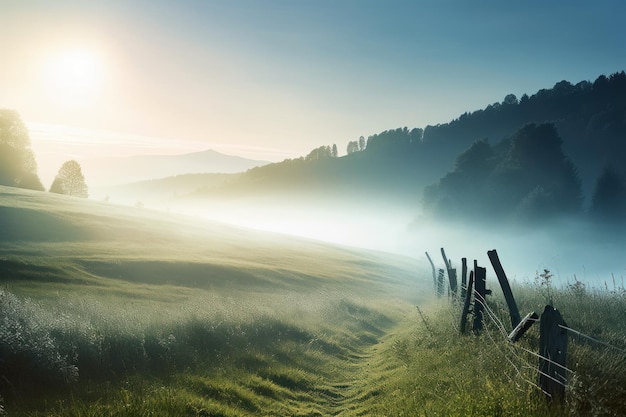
[42,48,105,109]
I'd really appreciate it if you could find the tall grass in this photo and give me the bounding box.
[0,287,405,416]
[2,279,625,416]
[359,278,626,417]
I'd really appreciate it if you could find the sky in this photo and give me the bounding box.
[2,0,626,184]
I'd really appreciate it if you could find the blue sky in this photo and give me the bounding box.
[1,0,625,172]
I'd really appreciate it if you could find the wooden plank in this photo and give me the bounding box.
[460,270,474,334]
[508,311,538,342]
[488,249,521,328]
[472,266,487,333]
[539,305,568,403]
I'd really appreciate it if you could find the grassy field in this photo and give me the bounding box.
[0,186,425,416]
[1,186,625,416]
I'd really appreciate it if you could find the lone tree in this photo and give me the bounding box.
[50,160,89,198]
[0,109,44,190]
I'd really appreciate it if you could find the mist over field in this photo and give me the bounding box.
[77,73,626,293]
[210,203,626,287]
[89,178,624,292]
[88,176,626,290]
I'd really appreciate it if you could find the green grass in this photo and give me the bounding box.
[0,186,422,415]
[1,186,625,416]
[1,287,415,416]
[350,280,626,417]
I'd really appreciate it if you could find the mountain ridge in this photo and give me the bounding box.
[82,148,270,186]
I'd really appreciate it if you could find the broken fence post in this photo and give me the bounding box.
[440,247,457,297]
[425,251,437,293]
[472,265,487,333]
[460,270,474,334]
[437,268,445,298]
[487,249,521,329]
[461,257,468,300]
[539,305,568,403]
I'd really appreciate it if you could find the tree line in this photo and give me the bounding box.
[222,72,626,226]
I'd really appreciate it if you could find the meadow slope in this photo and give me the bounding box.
[0,186,428,416]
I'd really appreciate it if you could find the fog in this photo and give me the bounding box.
[90,184,626,290]
[401,217,626,288]
[217,204,624,289]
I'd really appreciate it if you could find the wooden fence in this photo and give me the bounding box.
[425,248,568,402]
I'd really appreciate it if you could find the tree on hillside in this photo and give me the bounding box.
[502,93,519,106]
[50,160,89,198]
[423,123,582,222]
[365,127,417,154]
[0,109,44,191]
[423,139,496,217]
[346,141,359,154]
[454,138,494,177]
[331,144,338,157]
[589,166,626,221]
[493,123,582,218]
[358,136,365,151]
[305,146,333,162]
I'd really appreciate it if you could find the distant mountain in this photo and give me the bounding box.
[82,149,270,186]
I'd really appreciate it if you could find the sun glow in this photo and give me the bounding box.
[41,48,105,109]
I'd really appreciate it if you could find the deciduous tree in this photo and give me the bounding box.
[50,160,89,198]
[346,141,359,154]
[0,109,44,190]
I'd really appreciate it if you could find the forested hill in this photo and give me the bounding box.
[419,71,626,195]
[201,72,626,206]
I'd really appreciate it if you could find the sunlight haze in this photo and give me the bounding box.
[41,47,106,110]
[2,1,625,169]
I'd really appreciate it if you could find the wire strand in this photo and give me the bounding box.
[559,324,626,355]
[515,344,575,375]
[476,297,541,385]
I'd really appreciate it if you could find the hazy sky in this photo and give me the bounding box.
[2,1,625,172]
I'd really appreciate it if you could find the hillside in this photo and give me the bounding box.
[0,185,420,296]
[190,72,626,208]
[0,185,432,415]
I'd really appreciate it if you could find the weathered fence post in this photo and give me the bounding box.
[539,305,568,403]
[437,268,445,298]
[487,249,521,328]
[460,270,474,334]
[425,251,437,293]
[440,248,457,297]
[448,269,458,298]
[460,257,468,300]
[440,247,451,271]
[472,265,487,333]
